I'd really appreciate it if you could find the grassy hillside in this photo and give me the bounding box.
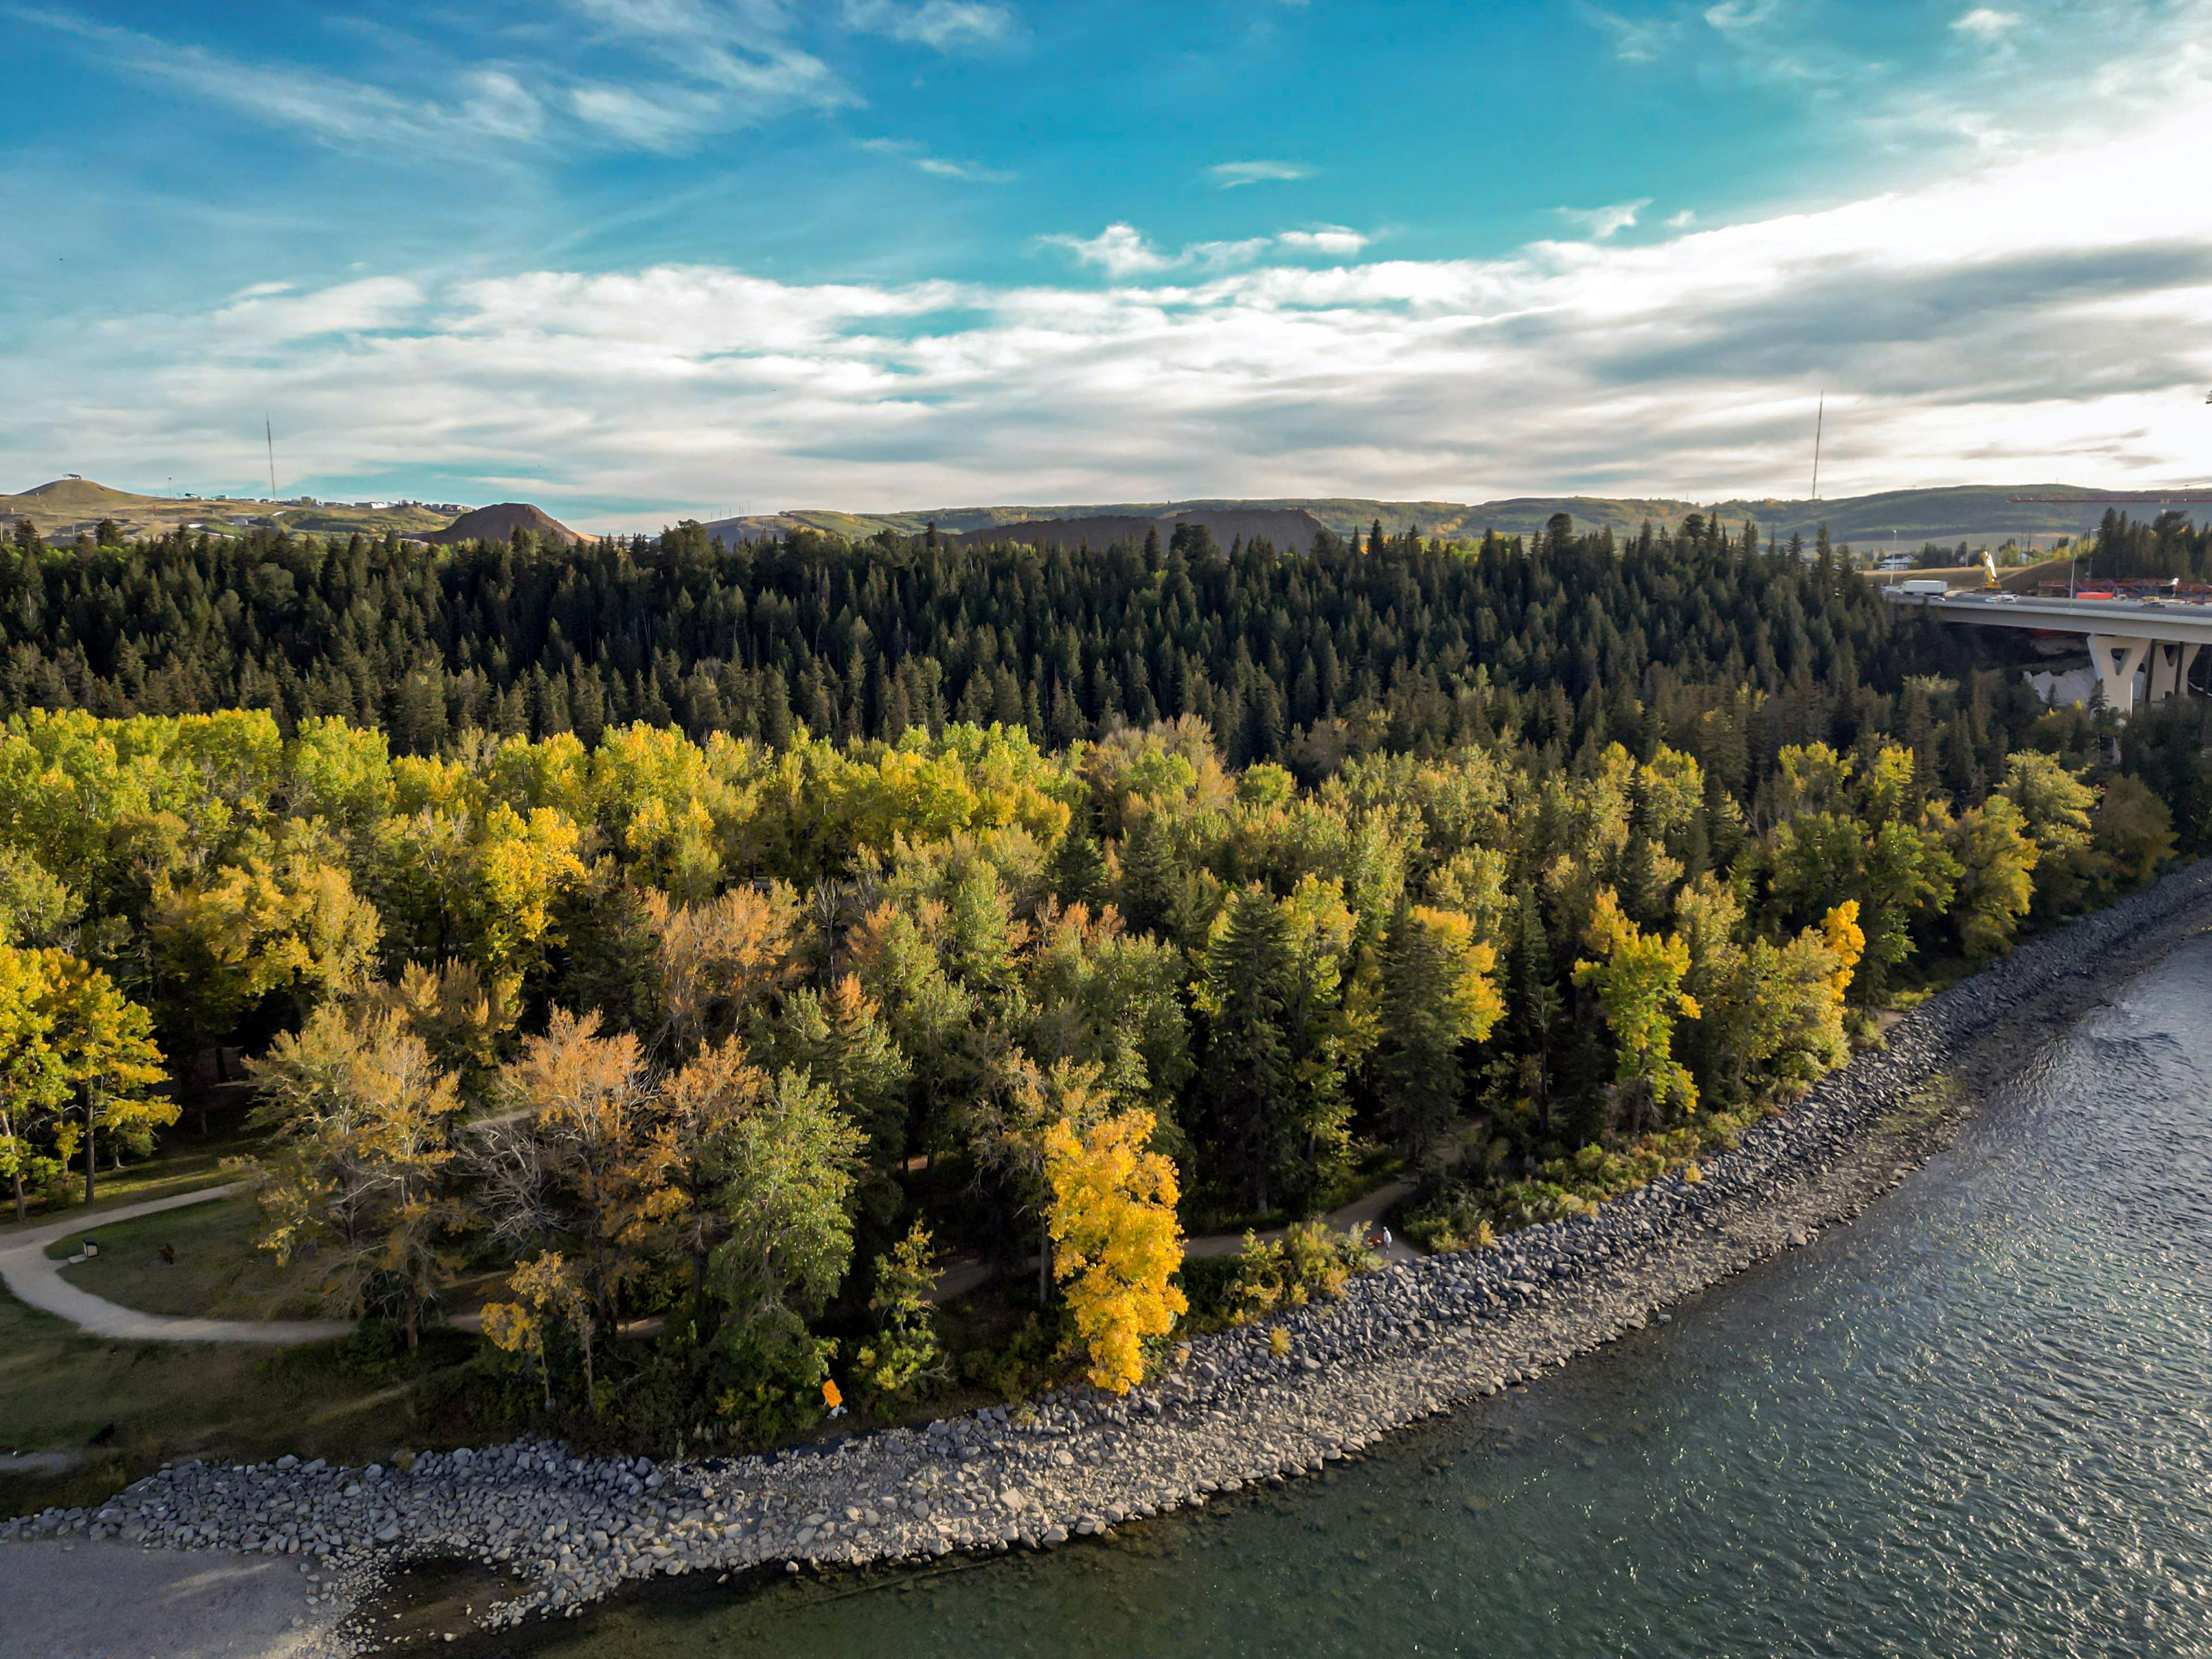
[19,477,2198,552]
[703,484,2196,548]
[701,495,1704,543]
[0,478,457,541]
[1706,485,2205,544]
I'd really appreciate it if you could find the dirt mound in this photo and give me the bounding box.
[8,478,164,513]
[422,502,579,546]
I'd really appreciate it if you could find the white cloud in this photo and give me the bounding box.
[861,138,1013,181]
[202,278,425,343]
[1585,6,1676,62]
[1556,198,1652,240]
[1047,224,1371,276]
[1666,209,1698,230]
[1276,227,1370,256]
[569,84,722,149]
[1702,0,1780,29]
[1952,7,2022,42]
[13,96,2212,523]
[1042,223,1175,277]
[457,70,546,141]
[840,0,1014,48]
[16,1,855,161]
[1208,160,1312,189]
[10,8,544,154]
[566,0,853,120]
[916,156,1013,181]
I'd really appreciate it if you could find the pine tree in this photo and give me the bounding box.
[1196,885,1295,1213]
[1373,905,1501,1168]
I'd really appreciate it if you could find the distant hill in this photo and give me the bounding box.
[0,478,459,541]
[700,484,2198,549]
[1704,485,2207,546]
[700,495,1698,543]
[421,502,579,546]
[949,507,1328,553]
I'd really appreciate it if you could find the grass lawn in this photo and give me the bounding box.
[46,1196,327,1323]
[0,1125,261,1240]
[0,1292,487,1514]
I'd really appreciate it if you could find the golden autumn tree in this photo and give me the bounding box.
[645,881,802,1058]
[147,838,381,1090]
[246,1001,468,1345]
[1044,1105,1187,1395]
[482,1251,596,1408]
[1573,888,1700,1134]
[0,946,168,1218]
[39,949,169,1202]
[474,1009,664,1335]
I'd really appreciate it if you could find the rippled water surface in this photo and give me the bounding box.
[523,941,2212,1658]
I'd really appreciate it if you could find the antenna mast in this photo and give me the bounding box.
[266,415,278,498]
[1810,392,1825,501]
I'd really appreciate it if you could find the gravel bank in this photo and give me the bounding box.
[0,1536,353,1657]
[11,861,2210,1651]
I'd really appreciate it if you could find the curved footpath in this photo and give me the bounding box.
[10,861,2212,1650]
[0,1184,352,1344]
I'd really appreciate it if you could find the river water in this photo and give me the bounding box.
[516,938,2212,1658]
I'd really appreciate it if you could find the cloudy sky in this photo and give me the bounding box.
[5,0,2209,528]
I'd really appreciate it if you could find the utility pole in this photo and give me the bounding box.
[1810,392,1825,502]
[266,415,278,498]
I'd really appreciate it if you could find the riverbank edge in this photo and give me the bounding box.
[10,860,2212,1654]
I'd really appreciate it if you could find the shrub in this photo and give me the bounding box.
[1224,1222,1376,1323]
[851,1220,945,1411]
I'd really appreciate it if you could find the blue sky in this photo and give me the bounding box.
[5,1,2210,527]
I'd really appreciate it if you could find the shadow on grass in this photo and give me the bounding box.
[0,1296,487,1515]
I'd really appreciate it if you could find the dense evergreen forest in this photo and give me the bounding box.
[0,511,1967,759]
[10,509,2208,765]
[0,509,2201,1441]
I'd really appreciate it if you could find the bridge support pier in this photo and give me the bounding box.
[2087,635,2152,717]
[2146,641,2201,705]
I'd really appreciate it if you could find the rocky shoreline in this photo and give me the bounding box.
[10,860,2212,1651]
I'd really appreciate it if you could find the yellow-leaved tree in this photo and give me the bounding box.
[1043,1106,1187,1395]
[246,1001,468,1346]
[40,949,169,1203]
[0,945,169,1218]
[481,1251,595,1408]
[148,838,381,1095]
[1573,888,1700,1135]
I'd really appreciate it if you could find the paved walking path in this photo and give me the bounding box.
[0,1184,352,1344]
[1180,1177,1425,1263]
[930,1172,1427,1304]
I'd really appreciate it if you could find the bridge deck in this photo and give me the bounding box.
[1883,590,2212,647]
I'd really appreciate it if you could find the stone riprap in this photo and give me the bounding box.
[9,859,2210,1646]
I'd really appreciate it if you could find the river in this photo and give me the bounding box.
[508,937,2212,1657]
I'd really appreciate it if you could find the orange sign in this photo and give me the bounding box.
[821,1378,843,1411]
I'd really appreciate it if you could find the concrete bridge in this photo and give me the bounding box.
[1885,588,2212,715]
